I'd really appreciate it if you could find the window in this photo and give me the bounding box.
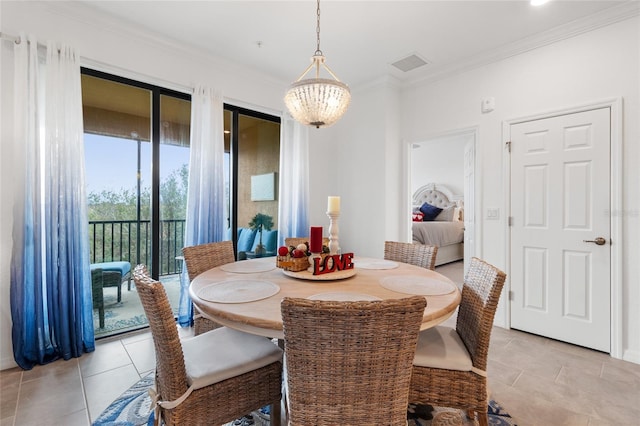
[82,68,190,335]
[224,106,281,259]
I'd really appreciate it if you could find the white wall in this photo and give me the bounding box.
[0,1,289,370]
[308,79,401,259]
[400,17,640,363]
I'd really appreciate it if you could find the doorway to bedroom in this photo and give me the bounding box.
[409,129,476,277]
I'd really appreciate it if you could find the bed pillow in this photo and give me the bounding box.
[412,211,425,222]
[453,207,462,222]
[419,202,443,221]
[435,206,455,221]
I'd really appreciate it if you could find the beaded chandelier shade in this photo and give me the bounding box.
[284,0,350,128]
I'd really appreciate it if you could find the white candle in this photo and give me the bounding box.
[327,196,340,213]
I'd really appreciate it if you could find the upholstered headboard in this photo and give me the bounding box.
[412,183,458,209]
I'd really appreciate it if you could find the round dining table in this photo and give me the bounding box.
[189,256,461,339]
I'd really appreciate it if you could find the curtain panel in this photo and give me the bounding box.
[10,35,94,369]
[178,86,226,326]
[277,117,310,246]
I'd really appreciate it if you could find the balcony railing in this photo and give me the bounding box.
[89,219,186,276]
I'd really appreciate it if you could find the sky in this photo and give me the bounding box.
[84,133,190,195]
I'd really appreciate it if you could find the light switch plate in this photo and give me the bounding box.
[486,208,500,220]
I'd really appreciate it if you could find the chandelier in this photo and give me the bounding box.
[284,0,351,128]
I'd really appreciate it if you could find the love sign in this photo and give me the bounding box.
[312,253,355,276]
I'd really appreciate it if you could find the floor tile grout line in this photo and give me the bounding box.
[554,365,565,382]
[11,370,23,426]
[78,354,94,425]
[510,369,524,387]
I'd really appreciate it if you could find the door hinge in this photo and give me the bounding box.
[509,290,515,301]
[506,141,511,153]
[508,216,513,226]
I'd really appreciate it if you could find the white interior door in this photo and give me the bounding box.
[510,107,611,352]
[463,139,475,275]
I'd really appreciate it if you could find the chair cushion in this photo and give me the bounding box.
[181,327,283,390]
[237,228,257,253]
[413,326,473,371]
[90,261,131,276]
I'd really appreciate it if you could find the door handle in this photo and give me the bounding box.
[583,237,606,246]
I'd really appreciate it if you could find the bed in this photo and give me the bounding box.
[411,183,464,266]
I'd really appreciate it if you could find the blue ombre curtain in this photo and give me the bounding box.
[277,116,310,246]
[178,86,226,326]
[10,35,94,370]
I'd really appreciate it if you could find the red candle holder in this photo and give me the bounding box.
[309,226,323,253]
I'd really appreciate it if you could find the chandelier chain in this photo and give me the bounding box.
[315,0,321,55]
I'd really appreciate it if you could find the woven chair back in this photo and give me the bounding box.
[182,240,235,282]
[384,240,438,270]
[132,265,189,403]
[281,296,426,425]
[455,257,507,371]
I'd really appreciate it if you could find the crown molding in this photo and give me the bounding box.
[42,2,289,90]
[403,1,640,89]
[29,1,639,94]
[353,74,403,94]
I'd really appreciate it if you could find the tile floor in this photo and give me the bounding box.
[1,261,639,425]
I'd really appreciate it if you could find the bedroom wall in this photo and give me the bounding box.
[0,1,288,370]
[410,134,468,198]
[400,17,640,363]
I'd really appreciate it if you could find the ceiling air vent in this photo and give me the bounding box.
[391,54,428,73]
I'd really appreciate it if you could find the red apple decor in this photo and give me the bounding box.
[277,246,289,256]
[275,241,330,272]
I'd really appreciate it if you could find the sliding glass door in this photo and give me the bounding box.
[82,69,190,336]
[224,107,281,260]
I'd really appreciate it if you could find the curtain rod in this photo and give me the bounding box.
[1,32,64,53]
[0,32,21,44]
[0,31,191,95]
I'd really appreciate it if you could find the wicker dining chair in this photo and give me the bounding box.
[384,240,438,270]
[281,296,427,425]
[132,264,283,426]
[409,257,506,426]
[182,240,236,335]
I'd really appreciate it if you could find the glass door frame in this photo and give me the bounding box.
[224,104,281,256]
[82,67,191,280]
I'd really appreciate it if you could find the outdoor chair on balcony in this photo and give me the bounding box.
[89,261,132,303]
[90,261,132,329]
[91,268,106,328]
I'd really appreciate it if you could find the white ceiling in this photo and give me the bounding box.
[77,0,634,88]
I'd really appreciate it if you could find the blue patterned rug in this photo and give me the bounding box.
[93,374,516,425]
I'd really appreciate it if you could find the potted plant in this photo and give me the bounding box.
[248,213,274,256]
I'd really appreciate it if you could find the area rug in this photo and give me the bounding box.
[93,374,517,426]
